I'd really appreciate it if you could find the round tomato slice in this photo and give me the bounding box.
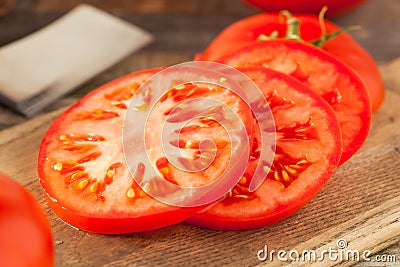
[0,172,54,267]
[38,68,254,233]
[186,68,342,230]
[243,0,367,17]
[196,12,384,112]
[217,40,371,165]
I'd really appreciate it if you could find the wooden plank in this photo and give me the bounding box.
[261,196,400,266]
[0,58,399,266]
[0,108,65,184]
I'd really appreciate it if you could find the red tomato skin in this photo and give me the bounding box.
[185,193,314,230]
[43,193,201,234]
[0,172,54,267]
[186,68,342,230]
[243,0,367,17]
[196,13,384,112]
[37,68,206,234]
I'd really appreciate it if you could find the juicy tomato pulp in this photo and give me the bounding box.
[186,68,342,230]
[243,0,367,17]
[145,82,253,188]
[0,172,54,267]
[196,13,384,112]
[217,40,371,165]
[38,69,255,234]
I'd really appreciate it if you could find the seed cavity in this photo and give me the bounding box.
[78,152,102,164]
[156,157,179,185]
[160,83,209,103]
[104,162,122,185]
[110,101,128,109]
[322,88,343,105]
[268,147,311,187]
[267,89,295,110]
[76,110,119,120]
[290,62,310,83]
[62,143,96,152]
[59,133,106,152]
[279,118,318,141]
[104,83,139,101]
[225,174,256,202]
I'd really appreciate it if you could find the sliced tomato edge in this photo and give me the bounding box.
[44,193,201,234]
[185,192,313,230]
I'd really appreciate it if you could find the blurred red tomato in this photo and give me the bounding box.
[243,0,367,17]
[0,172,54,267]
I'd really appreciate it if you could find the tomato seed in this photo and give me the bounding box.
[53,162,63,171]
[126,188,136,199]
[89,181,99,193]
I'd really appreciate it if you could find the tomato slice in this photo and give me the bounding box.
[0,172,54,267]
[217,40,371,164]
[196,13,385,112]
[38,68,254,233]
[186,68,342,230]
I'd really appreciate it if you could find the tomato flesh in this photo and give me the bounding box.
[38,68,254,233]
[196,13,385,112]
[0,172,54,267]
[145,82,253,188]
[217,40,371,164]
[186,68,341,230]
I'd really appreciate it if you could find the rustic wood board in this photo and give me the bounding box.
[0,56,399,266]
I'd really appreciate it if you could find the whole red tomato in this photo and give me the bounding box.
[196,12,384,113]
[244,0,367,17]
[0,172,54,267]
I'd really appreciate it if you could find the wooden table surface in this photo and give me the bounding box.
[0,0,399,266]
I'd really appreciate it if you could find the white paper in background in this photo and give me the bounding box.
[0,4,154,116]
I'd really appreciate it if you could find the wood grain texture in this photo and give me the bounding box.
[261,196,400,267]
